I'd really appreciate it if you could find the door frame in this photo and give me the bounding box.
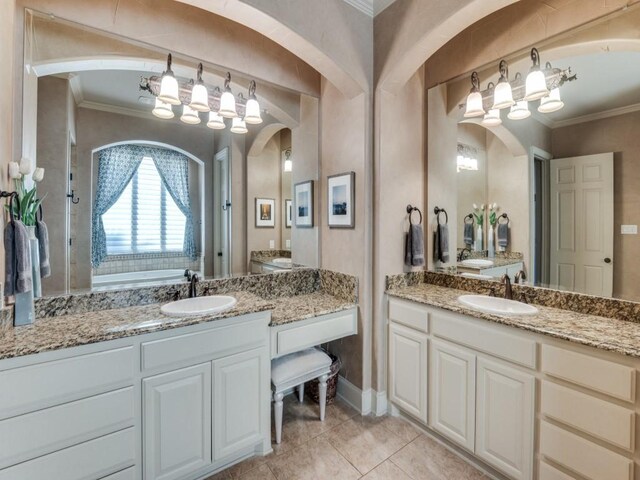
[214,147,231,277]
[529,146,552,286]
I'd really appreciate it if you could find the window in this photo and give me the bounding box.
[102,157,186,255]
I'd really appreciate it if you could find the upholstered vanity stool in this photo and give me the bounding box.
[271,347,332,444]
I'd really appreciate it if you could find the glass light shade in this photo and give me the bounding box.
[180,104,201,125]
[538,88,564,113]
[206,111,225,130]
[152,98,174,119]
[284,159,292,172]
[218,90,238,118]
[524,69,549,101]
[492,81,515,109]
[230,117,248,134]
[244,98,263,124]
[464,91,485,118]
[189,83,210,112]
[482,109,502,127]
[507,101,531,120]
[158,74,180,105]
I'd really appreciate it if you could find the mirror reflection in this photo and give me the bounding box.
[429,5,640,301]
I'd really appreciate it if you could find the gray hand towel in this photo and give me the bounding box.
[438,224,450,263]
[463,222,474,246]
[36,220,51,278]
[4,220,33,296]
[405,224,425,267]
[497,223,509,248]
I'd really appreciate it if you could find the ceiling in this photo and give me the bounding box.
[71,70,155,114]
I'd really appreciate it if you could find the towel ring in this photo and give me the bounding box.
[37,204,43,222]
[498,213,510,225]
[434,206,448,225]
[9,193,21,224]
[406,204,422,225]
[464,213,474,224]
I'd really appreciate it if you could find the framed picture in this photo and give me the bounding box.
[328,172,355,228]
[285,199,292,228]
[294,180,314,228]
[255,198,275,228]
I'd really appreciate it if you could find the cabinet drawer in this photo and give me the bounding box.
[430,309,537,368]
[541,381,634,451]
[539,461,576,480]
[102,467,136,480]
[541,344,635,402]
[0,387,134,469]
[540,421,633,480]
[142,319,267,371]
[0,427,135,480]
[276,310,357,356]
[388,299,429,332]
[0,347,134,419]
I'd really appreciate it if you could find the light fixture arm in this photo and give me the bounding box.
[224,72,232,92]
[530,47,541,69]
[248,80,257,99]
[498,59,509,82]
[470,71,480,92]
[164,53,174,76]
[196,63,204,84]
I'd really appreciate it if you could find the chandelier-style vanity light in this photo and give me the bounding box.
[462,48,576,123]
[141,54,263,134]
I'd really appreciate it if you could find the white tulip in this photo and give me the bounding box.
[32,167,45,182]
[8,162,21,179]
[493,203,498,210]
[481,204,485,210]
[19,157,32,175]
[473,203,478,210]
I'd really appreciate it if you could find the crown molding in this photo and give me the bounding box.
[552,102,640,128]
[343,0,373,17]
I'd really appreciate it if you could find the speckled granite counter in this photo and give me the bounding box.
[387,282,640,358]
[0,269,358,360]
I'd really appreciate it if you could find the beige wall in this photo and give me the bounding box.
[552,111,640,302]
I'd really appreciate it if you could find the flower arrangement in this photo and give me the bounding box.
[6,158,46,226]
[488,203,499,226]
[472,203,485,226]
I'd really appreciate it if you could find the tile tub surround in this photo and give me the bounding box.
[386,280,640,359]
[387,271,640,324]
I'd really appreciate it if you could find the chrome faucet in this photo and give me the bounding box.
[501,274,513,300]
[184,269,199,298]
[457,248,471,262]
[514,270,527,284]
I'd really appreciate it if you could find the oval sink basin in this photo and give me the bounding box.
[461,259,494,268]
[161,295,237,317]
[271,257,292,267]
[458,295,538,316]
[460,272,493,280]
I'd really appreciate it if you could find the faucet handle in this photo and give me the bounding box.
[184,269,193,281]
[519,292,530,304]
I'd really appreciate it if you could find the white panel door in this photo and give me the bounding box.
[213,347,268,460]
[428,339,476,451]
[476,357,534,480]
[388,322,428,423]
[143,363,212,480]
[550,153,613,296]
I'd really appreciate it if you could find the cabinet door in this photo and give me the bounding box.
[476,357,534,480]
[143,363,212,480]
[429,339,476,451]
[213,347,269,460]
[388,322,428,423]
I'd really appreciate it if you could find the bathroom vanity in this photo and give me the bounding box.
[387,278,640,480]
[0,270,358,480]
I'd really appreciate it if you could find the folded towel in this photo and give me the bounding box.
[463,222,474,246]
[497,223,509,248]
[36,220,51,278]
[438,223,450,263]
[404,224,425,267]
[4,220,32,296]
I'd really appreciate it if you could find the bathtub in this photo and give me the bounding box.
[92,269,202,290]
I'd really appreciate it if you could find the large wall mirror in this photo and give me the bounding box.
[428,5,640,302]
[20,9,320,296]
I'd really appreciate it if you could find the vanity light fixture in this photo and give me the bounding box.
[482,108,502,127]
[283,148,293,172]
[158,54,181,105]
[507,100,531,120]
[538,87,564,113]
[464,72,485,118]
[524,48,550,101]
[492,60,515,110]
[140,54,263,135]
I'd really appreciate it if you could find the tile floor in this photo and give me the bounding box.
[208,394,488,480]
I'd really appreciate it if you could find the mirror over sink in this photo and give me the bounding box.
[428,5,640,303]
[18,10,315,297]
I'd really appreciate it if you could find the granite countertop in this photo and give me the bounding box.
[457,257,524,270]
[0,291,356,360]
[387,283,640,358]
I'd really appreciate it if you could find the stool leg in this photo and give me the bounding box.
[298,383,305,403]
[318,374,328,421]
[274,391,284,444]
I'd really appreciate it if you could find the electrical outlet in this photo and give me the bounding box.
[269,240,275,249]
[286,239,291,248]
[621,225,638,235]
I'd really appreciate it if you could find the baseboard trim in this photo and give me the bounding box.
[336,376,387,416]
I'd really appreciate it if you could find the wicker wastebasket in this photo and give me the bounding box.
[308,350,341,405]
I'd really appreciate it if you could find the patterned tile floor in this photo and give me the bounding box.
[208,395,488,480]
